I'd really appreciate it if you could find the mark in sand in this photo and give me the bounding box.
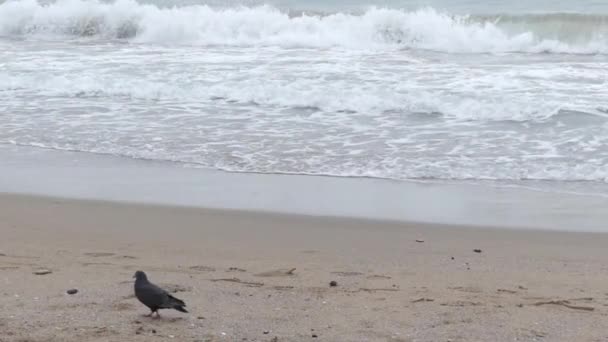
[497,289,518,294]
[210,278,264,287]
[33,269,52,275]
[331,271,363,277]
[347,288,400,293]
[367,275,392,280]
[532,300,594,311]
[82,262,114,267]
[84,252,116,257]
[113,302,136,311]
[189,265,216,272]
[301,250,318,254]
[448,286,483,294]
[158,283,192,293]
[440,301,483,307]
[412,298,434,303]
[0,266,19,270]
[255,268,296,277]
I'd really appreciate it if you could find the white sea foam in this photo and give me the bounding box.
[1,0,608,53]
[1,0,608,186]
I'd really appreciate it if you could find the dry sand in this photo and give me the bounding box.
[1,193,608,342]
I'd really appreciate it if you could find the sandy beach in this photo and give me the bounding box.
[1,193,608,342]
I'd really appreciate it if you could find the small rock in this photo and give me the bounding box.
[34,269,52,275]
[197,316,205,320]
[151,329,156,334]
[263,331,269,335]
[312,334,318,338]
[451,257,455,260]
[66,289,78,295]
[329,281,338,287]
[473,249,482,253]
[415,239,424,243]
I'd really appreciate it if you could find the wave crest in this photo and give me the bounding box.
[1,0,607,53]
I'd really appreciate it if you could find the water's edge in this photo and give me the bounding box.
[2,144,608,232]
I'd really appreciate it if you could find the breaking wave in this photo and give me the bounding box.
[1,0,607,53]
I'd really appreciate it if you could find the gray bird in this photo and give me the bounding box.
[133,270,188,318]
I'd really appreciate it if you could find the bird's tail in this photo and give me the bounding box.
[174,305,188,313]
[168,294,188,313]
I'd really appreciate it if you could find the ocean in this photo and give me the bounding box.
[1,0,607,196]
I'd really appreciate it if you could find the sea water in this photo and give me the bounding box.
[1,0,607,196]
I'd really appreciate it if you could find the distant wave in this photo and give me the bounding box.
[1,0,608,53]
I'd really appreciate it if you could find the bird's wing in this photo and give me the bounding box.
[136,282,169,307]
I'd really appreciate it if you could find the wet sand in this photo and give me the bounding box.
[2,193,608,341]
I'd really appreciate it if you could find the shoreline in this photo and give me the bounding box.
[2,193,608,341]
[2,144,608,232]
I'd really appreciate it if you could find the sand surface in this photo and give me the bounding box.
[1,193,608,341]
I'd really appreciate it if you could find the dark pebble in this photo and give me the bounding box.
[312,334,318,338]
[67,289,78,295]
[329,281,338,287]
[451,257,455,260]
[263,331,269,335]
[473,249,482,253]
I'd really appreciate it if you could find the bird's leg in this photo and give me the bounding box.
[145,310,154,317]
[153,311,161,319]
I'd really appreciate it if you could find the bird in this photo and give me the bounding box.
[133,270,188,318]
